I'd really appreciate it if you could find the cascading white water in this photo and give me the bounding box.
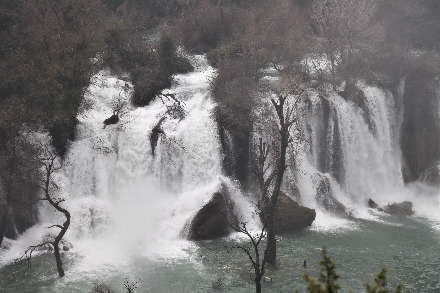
[253,68,414,228]
[284,77,440,230]
[288,81,407,225]
[327,81,404,200]
[62,55,239,253]
[0,55,259,271]
[1,55,440,293]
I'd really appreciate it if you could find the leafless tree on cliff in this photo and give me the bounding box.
[18,144,70,277]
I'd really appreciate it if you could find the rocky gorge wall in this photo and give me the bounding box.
[401,69,440,182]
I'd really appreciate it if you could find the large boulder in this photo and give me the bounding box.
[419,166,440,187]
[313,173,349,217]
[271,192,316,234]
[187,184,237,241]
[368,198,379,209]
[380,201,415,216]
[103,114,119,125]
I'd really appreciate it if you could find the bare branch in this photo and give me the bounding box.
[46,225,63,229]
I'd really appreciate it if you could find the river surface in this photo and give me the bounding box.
[1,216,439,293]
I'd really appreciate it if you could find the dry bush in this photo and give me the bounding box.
[91,282,117,293]
[244,0,312,68]
[171,0,249,53]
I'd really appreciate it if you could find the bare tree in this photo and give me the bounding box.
[104,91,129,126]
[227,218,270,293]
[19,0,106,151]
[312,0,382,90]
[19,144,70,277]
[253,73,305,264]
[256,92,303,264]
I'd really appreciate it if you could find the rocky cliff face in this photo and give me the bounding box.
[401,70,440,181]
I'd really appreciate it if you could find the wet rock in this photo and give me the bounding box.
[39,235,72,252]
[368,198,379,209]
[150,117,166,156]
[401,156,415,182]
[401,71,440,182]
[270,192,316,233]
[419,166,440,187]
[103,114,119,125]
[381,201,415,216]
[313,173,348,217]
[187,183,237,241]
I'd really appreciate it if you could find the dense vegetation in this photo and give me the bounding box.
[1,0,440,249]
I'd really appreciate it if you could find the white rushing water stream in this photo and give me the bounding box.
[1,55,440,292]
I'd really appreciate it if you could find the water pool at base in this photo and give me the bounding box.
[1,216,439,293]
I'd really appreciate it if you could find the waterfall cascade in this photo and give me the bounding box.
[1,55,440,274]
[0,56,257,270]
[295,82,404,204]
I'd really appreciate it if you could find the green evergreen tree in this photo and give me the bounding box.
[299,247,403,293]
[301,247,341,293]
[365,268,403,293]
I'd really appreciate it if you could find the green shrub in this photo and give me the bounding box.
[299,247,403,293]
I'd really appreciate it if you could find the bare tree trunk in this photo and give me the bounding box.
[53,244,64,277]
[255,281,262,293]
[253,260,263,293]
[39,148,71,277]
[330,53,336,91]
[265,96,291,264]
[52,210,70,277]
[266,217,276,264]
[228,218,268,293]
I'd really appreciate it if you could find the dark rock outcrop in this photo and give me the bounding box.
[187,183,237,241]
[313,173,348,217]
[0,199,6,247]
[271,192,316,234]
[419,166,440,187]
[0,184,39,245]
[368,198,379,209]
[150,117,166,156]
[380,201,415,216]
[103,114,119,125]
[401,71,440,181]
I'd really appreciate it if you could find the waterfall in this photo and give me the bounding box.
[0,55,259,268]
[291,81,406,220]
[61,55,231,246]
